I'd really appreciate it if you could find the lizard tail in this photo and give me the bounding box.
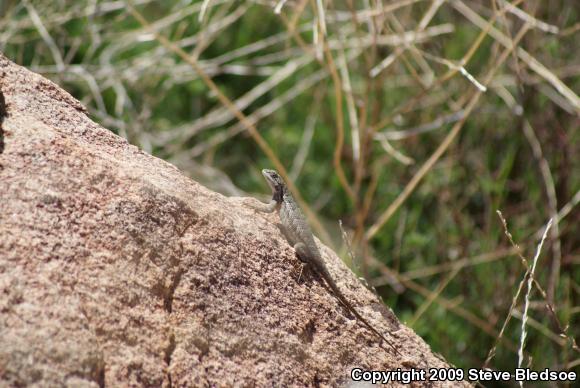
[323,271,401,356]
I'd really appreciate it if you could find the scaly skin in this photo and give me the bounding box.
[252,169,399,355]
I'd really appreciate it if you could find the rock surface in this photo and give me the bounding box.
[0,54,469,387]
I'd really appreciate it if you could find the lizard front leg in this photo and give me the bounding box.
[245,198,279,213]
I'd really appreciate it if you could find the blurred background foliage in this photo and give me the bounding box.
[1,0,578,382]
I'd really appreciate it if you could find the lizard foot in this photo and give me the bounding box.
[297,262,306,283]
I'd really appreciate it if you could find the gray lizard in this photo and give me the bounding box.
[249,169,399,354]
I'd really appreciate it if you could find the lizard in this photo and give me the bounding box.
[248,169,399,355]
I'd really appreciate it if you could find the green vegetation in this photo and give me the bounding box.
[2,0,578,382]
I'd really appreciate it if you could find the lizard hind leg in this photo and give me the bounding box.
[293,242,310,262]
[293,243,310,282]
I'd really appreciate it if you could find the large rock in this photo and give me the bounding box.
[0,54,468,387]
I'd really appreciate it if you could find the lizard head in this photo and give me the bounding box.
[261,169,285,191]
